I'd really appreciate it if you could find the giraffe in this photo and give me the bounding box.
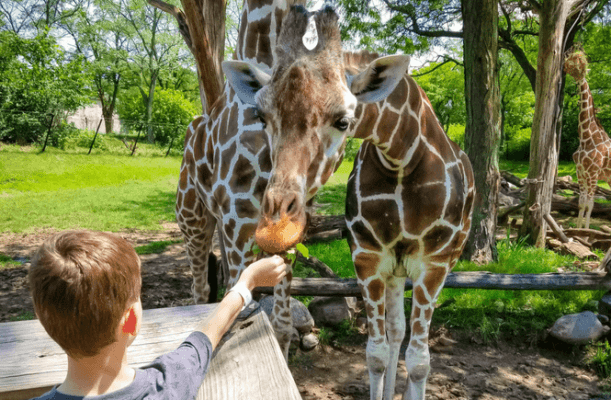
[564,49,611,230]
[339,53,475,399]
[176,2,409,357]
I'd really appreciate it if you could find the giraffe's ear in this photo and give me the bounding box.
[222,61,271,105]
[348,55,410,104]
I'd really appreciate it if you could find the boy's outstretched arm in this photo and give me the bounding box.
[197,255,287,350]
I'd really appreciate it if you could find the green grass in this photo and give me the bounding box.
[135,240,181,255]
[0,253,21,270]
[0,146,181,232]
[9,311,36,321]
[300,235,602,342]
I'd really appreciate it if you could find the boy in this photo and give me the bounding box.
[28,230,287,399]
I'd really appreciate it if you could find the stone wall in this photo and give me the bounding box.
[66,102,121,133]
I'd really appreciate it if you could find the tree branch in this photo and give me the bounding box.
[147,0,193,52]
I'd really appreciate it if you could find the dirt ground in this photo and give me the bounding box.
[0,227,608,400]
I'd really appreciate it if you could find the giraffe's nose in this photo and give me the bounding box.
[256,190,306,253]
[262,191,300,221]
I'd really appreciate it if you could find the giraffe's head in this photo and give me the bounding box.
[564,48,589,81]
[223,5,410,253]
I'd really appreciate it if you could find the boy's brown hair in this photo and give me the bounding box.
[29,230,141,358]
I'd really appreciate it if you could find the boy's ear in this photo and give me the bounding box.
[121,307,138,336]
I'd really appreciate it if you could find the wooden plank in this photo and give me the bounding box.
[0,303,300,400]
[198,311,301,400]
[258,272,611,296]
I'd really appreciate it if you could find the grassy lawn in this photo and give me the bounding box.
[0,145,181,232]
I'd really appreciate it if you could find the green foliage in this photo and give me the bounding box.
[0,31,93,144]
[504,126,531,161]
[117,88,198,145]
[414,61,465,131]
[446,124,465,149]
[317,319,360,347]
[343,137,362,161]
[587,341,611,379]
[9,311,36,321]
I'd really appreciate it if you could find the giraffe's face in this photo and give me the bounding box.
[223,6,410,253]
[564,51,588,81]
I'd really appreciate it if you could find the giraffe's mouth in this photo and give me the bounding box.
[255,215,306,254]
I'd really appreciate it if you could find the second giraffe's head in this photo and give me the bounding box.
[223,5,409,253]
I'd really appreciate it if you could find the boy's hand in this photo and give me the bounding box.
[240,255,287,291]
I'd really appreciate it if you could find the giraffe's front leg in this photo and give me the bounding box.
[176,187,217,304]
[383,275,407,400]
[270,264,294,360]
[403,264,447,400]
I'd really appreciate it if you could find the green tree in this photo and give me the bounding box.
[112,0,186,143]
[62,0,130,135]
[0,30,92,143]
[413,59,465,133]
[117,87,198,146]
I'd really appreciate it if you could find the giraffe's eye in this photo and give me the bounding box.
[333,117,350,131]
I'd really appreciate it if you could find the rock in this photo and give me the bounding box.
[598,314,610,325]
[308,296,358,327]
[549,311,609,345]
[300,332,319,351]
[259,295,315,334]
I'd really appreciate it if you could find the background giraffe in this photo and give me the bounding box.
[347,53,474,399]
[564,49,611,230]
[177,2,408,357]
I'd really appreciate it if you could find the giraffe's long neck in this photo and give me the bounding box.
[578,78,597,143]
[236,0,305,70]
[351,78,445,171]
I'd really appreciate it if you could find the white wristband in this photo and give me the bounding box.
[229,282,252,311]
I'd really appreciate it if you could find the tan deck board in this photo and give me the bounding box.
[0,302,301,400]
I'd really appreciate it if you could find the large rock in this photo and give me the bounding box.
[308,296,358,327]
[549,311,609,345]
[259,295,315,334]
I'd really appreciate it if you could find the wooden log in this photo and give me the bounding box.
[563,228,611,242]
[601,225,611,234]
[555,178,611,200]
[304,228,344,244]
[501,170,525,187]
[258,271,611,296]
[296,253,339,278]
[544,213,569,243]
[306,215,347,236]
[498,201,526,225]
[592,239,611,252]
[551,196,611,218]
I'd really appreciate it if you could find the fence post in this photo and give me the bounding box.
[40,114,55,153]
[88,117,104,155]
[165,125,180,157]
[131,124,142,156]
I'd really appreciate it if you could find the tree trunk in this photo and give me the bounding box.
[146,69,158,143]
[148,0,226,114]
[461,0,501,263]
[519,0,571,247]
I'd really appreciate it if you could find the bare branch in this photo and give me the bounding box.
[147,0,193,51]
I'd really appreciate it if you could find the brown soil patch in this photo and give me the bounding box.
[0,228,608,399]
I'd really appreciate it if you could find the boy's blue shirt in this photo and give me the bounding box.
[32,332,212,400]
